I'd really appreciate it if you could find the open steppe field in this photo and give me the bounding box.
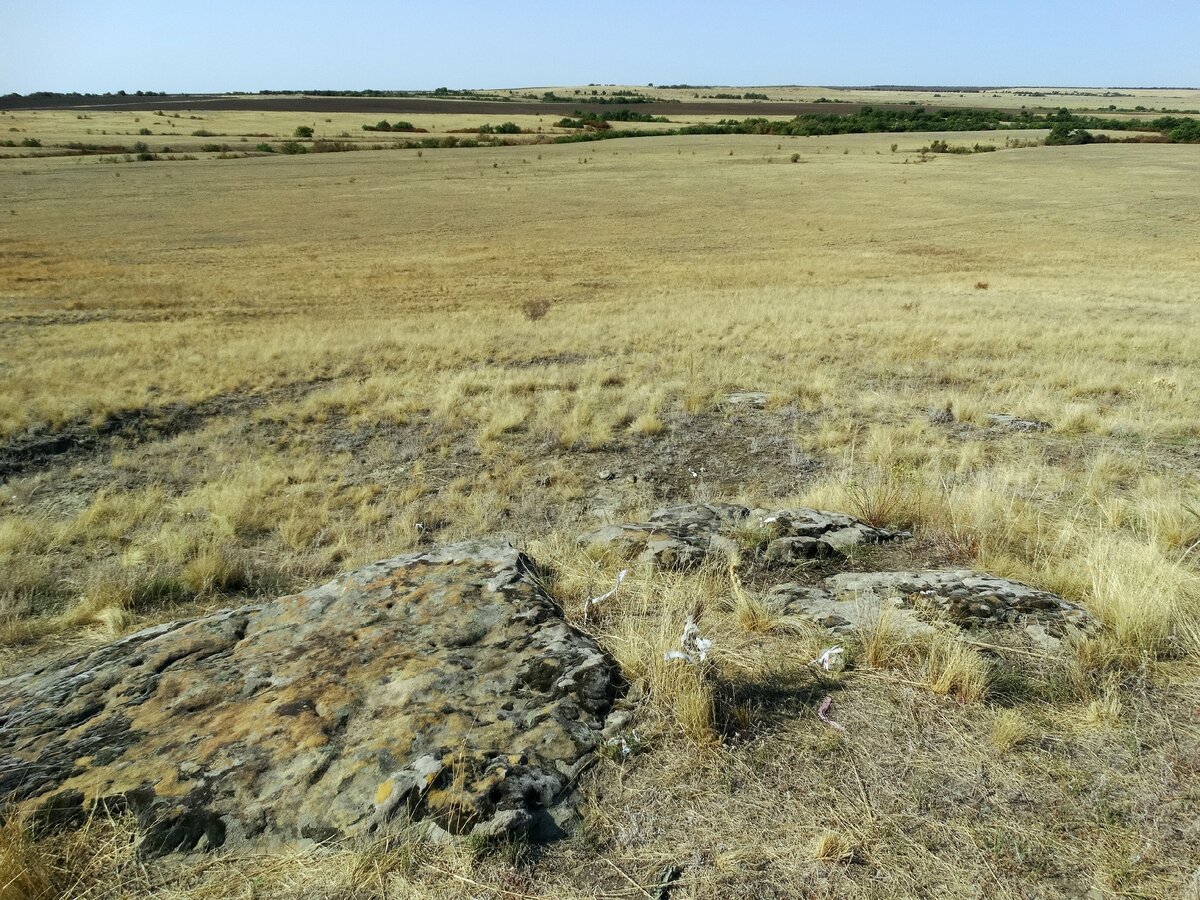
[2,126,1200,898]
[498,83,1200,113]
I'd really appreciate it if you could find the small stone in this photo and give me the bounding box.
[988,413,1051,432]
[766,536,825,562]
[598,470,616,481]
[725,391,770,408]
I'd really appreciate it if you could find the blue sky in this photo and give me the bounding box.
[3,1,1198,94]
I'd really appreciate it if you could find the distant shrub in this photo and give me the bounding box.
[478,122,522,134]
[255,142,274,152]
[191,129,214,137]
[20,138,40,147]
[311,140,355,153]
[138,127,152,135]
[132,141,149,153]
[924,139,999,154]
[1045,125,1094,145]
[520,298,551,321]
[362,120,417,132]
[294,126,314,138]
[279,141,307,154]
[790,152,801,163]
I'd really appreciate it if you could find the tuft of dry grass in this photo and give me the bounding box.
[810,830,859,863]
[727,566,773,633]
[0,812,145,900]
[990,708,1035,751]
[856,608,921,671]
[923,635,991,703]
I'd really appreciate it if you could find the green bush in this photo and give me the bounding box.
[293,126,314,138]
[20,138,40,147]
[191,129,214,137]
[138,127,152,135]
[478,121,522,134]
[255,142,274,152]
[363,120,416,132]
[1045,125,1094,145]
[280,141,307,154]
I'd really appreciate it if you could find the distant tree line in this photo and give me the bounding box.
[540,91,656,104]
[552,107,1200,144]
[556,109,671,129]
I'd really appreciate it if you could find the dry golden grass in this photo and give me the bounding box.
[492,83,1200,115]
[2,120,1200,896]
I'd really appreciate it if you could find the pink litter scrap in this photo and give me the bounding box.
[817,695,846,732]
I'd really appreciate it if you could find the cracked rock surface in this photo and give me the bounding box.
[763,570,1097,649]
[0,540,619,853]
[578,502,909,569]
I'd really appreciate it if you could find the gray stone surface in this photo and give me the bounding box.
[578,503,909,570]
[725,391,771,409]
[762,570,1097,649]
[0,540,619,853]
[988,413,1052,432]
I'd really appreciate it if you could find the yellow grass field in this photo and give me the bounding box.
[494,83,1200,112]
[2,114,1200,898]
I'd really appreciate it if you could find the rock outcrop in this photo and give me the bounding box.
[987,413,1052,432]
[0,540,619,853]
[763,570,1096,649]
[578,503,909,569]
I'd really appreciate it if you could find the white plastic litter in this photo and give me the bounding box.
[589,569,628,606]
[812,646,846,673]
[664,615,713,665]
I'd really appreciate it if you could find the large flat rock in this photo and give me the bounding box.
[0,540,619,853]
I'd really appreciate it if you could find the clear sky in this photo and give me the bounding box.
[3,0,1198,94]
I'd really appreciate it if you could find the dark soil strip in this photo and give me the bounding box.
[0,378,334,482]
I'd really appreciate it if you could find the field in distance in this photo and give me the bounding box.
[1,111,1199,898]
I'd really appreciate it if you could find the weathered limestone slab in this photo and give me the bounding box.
[762,570,1097,649]
[988,413,1052,432]
[578,503,909,570]
[0,540,619,853]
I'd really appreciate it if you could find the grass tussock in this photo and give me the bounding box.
[0,813,144,900]
[989,708,1036,752]
[923,634,991,703]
